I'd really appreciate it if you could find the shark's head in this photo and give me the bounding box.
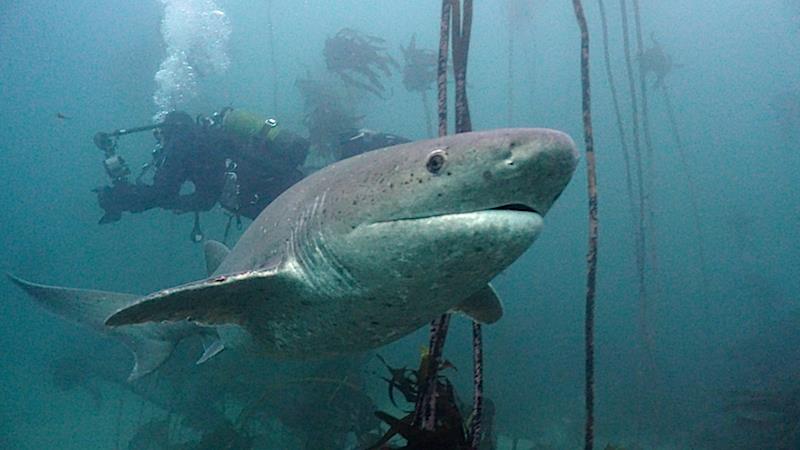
[312,128,579,302]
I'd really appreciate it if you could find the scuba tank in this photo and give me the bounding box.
[217,108,310,220]
[219,108,306,174]
[217,109,282,218]
[220,109,280,143]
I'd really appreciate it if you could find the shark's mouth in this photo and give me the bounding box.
[374,204,541,225]
[489,203,539,214]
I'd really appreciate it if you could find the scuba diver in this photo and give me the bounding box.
[638,33,681,89]
[93,108,409,236]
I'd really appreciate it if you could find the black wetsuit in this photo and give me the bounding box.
[222,128,309,219]
[96,112,408,223]
[98,115,218,222]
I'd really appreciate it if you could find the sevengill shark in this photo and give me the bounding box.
[10,128,578,376]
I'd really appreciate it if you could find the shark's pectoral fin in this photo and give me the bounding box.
[124,336,176,382]
[197,335,225,364]
[204,240,230,275]
[106,262,290,329]
[452,283,504,324]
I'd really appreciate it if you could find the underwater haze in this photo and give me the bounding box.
[1,0,799,449]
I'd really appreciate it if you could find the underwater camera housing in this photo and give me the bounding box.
[103,154,131,182]
[93,122,163,184]
[94,131,131,183]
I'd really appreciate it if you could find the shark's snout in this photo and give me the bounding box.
[480,128,579,217]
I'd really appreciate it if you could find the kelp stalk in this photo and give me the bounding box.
[598,0,635,223]
[468,321,484,449]
[632,0,655,171]
[661,84,707,279]
[422,89,434,138]
[416,3,482,443]
[436,0,451,137]
[572,1,598,449]
[266,0,278,113]
[452,0,483,449]
[507,22,515,125]
[451,0,473,134]
[415,0,452,431]
[416,314,451,429]
[631,0,662,298]
[620,0,653,374]
[451,1,484,444]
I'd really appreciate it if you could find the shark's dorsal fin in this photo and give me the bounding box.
[453,283,504,324]
[204,240,230,275]
[106,258,291,329]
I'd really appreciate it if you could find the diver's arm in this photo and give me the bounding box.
[164,183,220,213]
[95,182,166,223]
[338,129,410,158]
[95,142,188,222]
[159,133,227,214]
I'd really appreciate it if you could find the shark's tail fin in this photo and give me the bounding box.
[7,274,139,332]
[7,274,180,381]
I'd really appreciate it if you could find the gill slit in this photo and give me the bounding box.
[288,190,361,298]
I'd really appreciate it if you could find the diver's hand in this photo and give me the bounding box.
[98,210,122,224]
[95,183,143,223]
[339,128,411,158]
[94,186,123,224]
[94,182,161,223]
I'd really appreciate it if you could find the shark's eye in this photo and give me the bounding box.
[425,149,447,174]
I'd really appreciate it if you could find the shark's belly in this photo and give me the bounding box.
[236,290,459,358]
